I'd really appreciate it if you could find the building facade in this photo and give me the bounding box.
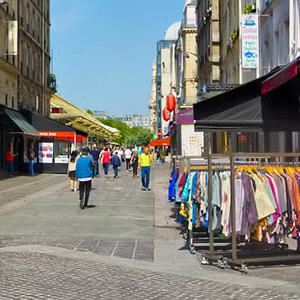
[181,0,198,105]
[149,58,157,133]
[131,115,150,128]
[18,0,53,116]
[0,0,53,173]
[155,22,181,133]
[196,0,221,98]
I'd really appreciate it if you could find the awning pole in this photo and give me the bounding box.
[208,132,214,258]
[230,138,237,261]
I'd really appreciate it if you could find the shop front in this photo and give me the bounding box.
[0,105,40,175]
[23,110,87,174]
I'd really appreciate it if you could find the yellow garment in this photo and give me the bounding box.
[139,153,152,167]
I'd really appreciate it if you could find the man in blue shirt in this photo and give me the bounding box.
[76,148,94,209]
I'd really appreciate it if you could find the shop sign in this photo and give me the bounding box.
[181,125,204,156]
[54,155,68,164]
[241,14,259,69]
[38,142,53,163]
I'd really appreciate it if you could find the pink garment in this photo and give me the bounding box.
[265,173,281,224]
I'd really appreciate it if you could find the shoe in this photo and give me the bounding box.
[105,175,108,179]
[142,186,146,190]
[10,175,13,178]
[146,188,151,191]
[79,199,84,209]
[114,174,117,178]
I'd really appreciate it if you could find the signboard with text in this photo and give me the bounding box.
[181,125,204,156]
[241,14,259,69]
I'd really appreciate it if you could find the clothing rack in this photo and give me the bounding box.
[174,151,300,272]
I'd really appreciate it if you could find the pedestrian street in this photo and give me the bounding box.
[0,164,299,299]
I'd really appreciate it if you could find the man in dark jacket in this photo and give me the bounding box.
[76,148,94,209]
[90,145,100,177]
[111,151,121,178]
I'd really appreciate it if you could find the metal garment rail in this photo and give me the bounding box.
[175,151,300,270]
[206,151,300,271]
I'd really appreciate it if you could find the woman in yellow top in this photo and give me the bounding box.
[139,148,153,191]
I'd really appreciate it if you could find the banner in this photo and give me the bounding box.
[8,21,18,55]
[241,14,259,69]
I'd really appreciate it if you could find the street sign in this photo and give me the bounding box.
[241,14,259,69]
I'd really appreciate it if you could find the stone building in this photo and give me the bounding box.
[155,22,181,133]
[0,0,53,172]
[196,0,221,97]
[0,1,19,110]
[149,58,157,133]
[181,0,198,105]
[18,0,53,116]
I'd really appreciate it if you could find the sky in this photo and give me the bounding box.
[50,0,186,117]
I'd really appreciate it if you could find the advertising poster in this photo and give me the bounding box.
[241,14,259,69]
[181,125,204,156]
[38,142,53,163]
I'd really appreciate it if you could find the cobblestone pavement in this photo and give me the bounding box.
[0,252,299,300]
[0,235,154,261]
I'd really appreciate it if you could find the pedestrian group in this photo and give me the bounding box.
[67,145,164,209]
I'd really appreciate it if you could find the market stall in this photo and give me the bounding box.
[169,58,300,272]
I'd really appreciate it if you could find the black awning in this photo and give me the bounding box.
[193,74,267,131]
[22,110,76,132]
[193,63,300,132]
[4,108,40,137]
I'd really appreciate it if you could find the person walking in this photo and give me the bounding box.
[124,147,132,172]
[5,146,18,177]
[111,151,121,178]
[68,150,78,191]
[76,148,94,209]
[130,150,139,178]
[90,146,100,177]
[101,147,111,179]
[28,148,35,176]
[155,148,164,165]
[139,147,153,191]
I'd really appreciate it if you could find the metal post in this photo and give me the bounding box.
[208,132,214,258]
[230,145,237,261]
[186,158,191,173]
[179,158,184,174]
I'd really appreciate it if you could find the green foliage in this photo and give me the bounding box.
[86,109,94,116]
[229,30,239,43]
[47,74,57,93]
[243,4,252,14]
[97,118,152,147]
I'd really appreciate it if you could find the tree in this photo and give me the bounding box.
[86,109,94,116]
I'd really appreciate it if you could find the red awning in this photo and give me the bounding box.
[149,137,170,147]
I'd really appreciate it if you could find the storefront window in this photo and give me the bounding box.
[54,140,70,163]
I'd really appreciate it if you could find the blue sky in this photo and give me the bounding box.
[50,0,185,117]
